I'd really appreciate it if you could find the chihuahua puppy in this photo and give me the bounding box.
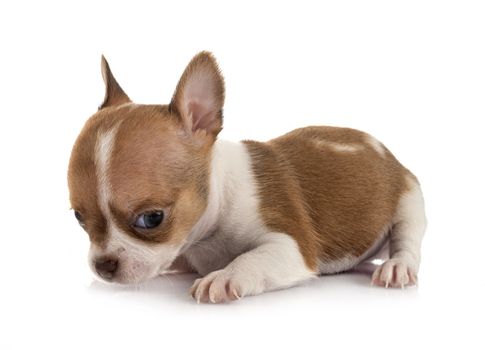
[68,52,426,303]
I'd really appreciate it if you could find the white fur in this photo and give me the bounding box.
[94,126,118,215]
[184,140,316,301]
[312,135,386,157]
[390,175,427,270]
[313,139,364,153]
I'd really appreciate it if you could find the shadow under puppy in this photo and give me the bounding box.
[68,52,427,303]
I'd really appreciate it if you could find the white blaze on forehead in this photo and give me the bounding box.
[94,126,119,217]
[93,125,132,250]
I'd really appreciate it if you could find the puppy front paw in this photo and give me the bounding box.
[189,269,261,303]
[371,259,418,288]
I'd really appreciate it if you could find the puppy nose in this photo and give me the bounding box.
[94,257,118,280]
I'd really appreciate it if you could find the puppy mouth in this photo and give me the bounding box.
[116,263,154,284]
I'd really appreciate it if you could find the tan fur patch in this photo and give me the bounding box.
[244,126,410,271]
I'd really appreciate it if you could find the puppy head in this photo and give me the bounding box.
[68,52,224,284]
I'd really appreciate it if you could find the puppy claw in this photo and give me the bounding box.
[232,289,241,300]
[371,259,417,289]
[190,269,247,304]
[209,288,218,303]
[370,278,376,287]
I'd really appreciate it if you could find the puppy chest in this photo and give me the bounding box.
[183,233,252,276]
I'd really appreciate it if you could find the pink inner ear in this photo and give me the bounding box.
[182,69,220,133]
[189,101,215,132]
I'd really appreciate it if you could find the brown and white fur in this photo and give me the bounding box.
[68,52,426,303]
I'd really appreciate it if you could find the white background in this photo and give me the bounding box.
[1,1,484,349]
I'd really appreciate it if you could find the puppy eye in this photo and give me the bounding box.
[74,211,82,221]
[134,211,164,229]
[74,210,86,227]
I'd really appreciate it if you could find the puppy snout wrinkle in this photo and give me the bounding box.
[95,257,118,280]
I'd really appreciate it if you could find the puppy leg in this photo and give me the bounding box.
[190,233,316,303]
[372,178,427,288]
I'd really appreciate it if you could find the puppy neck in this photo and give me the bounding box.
[182,139,243,249]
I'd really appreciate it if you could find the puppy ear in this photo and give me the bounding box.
[170,51,225,138]
[99,55,131,109]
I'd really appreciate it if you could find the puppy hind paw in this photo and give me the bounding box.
[371,259,417,289]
